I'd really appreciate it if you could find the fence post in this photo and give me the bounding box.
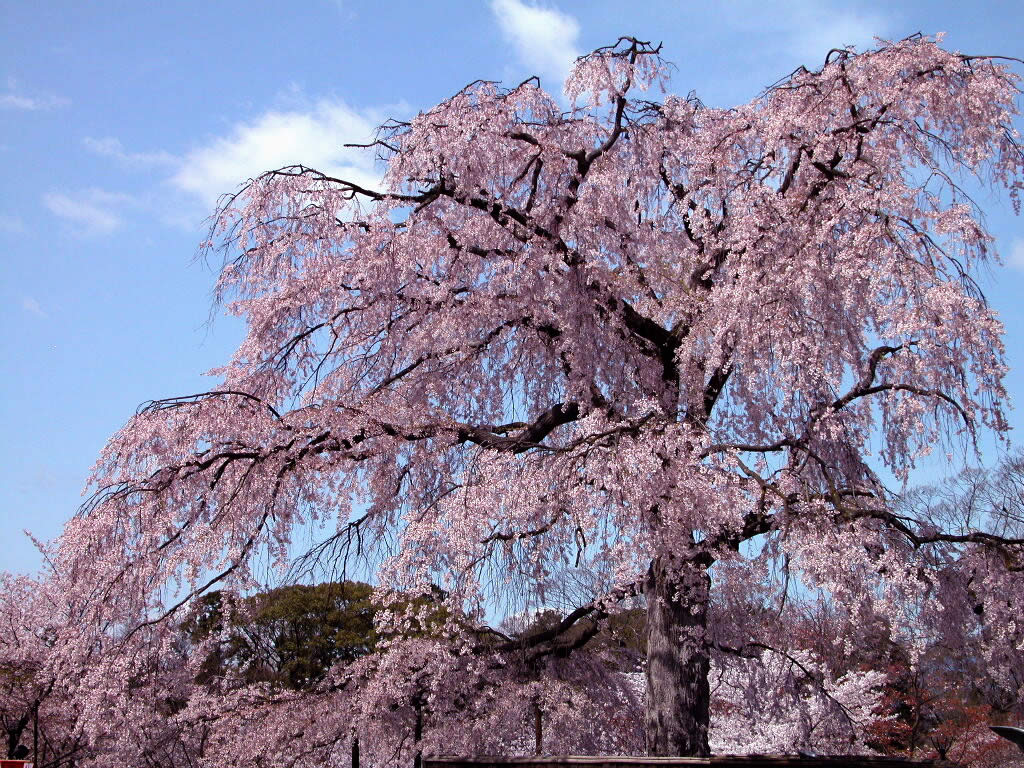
[351,731,359,768]
[533,699,542,756]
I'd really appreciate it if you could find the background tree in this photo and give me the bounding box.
[0,572,91,767]
[54,34,1024,758]
[155,582,646,766]
[877,452,1024,767]
[184,581,380,689]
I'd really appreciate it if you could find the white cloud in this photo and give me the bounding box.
[1,76,69,110]
[170,99,389,210]
[1008,238,1024,271]
[73,95,404,231]
[42,188,134,236]
[789,4,890,64]
[83,136,177,169]
[716,0,893,70]
[21,297,47,318]
[490,0,581,86]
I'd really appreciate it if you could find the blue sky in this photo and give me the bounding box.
[2,0,1023,577]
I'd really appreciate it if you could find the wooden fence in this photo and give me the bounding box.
[424,756,957,768]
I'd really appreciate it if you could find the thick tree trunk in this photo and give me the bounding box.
[644,551,711,756]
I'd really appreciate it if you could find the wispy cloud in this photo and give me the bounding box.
[21,297,47,318]
[490,0,581,86]
[83,136,177,170]
[42,188,134,236]
[787,2,891,64]
[1,76,69,111]
[170,99,392,210]
[77,93,405,231]
[1007,238,1024,271]
[712,0,894,72]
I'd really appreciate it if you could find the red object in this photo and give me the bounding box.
[0,761,33,768]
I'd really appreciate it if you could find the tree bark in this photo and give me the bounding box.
[413,695,423,768]
[644,551,711,756]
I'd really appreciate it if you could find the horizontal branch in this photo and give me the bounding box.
[466,578,645,663]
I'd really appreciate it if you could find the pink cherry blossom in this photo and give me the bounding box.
[46,35,1024,762]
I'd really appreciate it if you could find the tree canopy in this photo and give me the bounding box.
[50,34,1024,761]
[184,581,379,689]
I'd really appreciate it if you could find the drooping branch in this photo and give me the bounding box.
[478,578,646,662]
